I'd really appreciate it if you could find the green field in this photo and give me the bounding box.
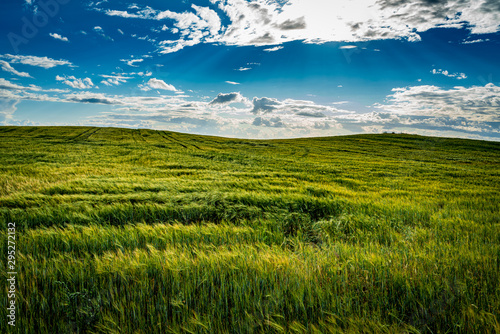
[0,126,499,333]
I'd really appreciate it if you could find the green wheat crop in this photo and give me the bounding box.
[0,126,499,333]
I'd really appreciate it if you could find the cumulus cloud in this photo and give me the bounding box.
[431,69,467,80]
[209,92,247,105]
[0,54,73,69]
[0,60,32,78]
[191,4,222,36]
[140,78,178,91]
[376,0,500,35]
[56,75,94,89]
[252,116,286,128]
[251,97,281,114]
[333,109,500,140]
[100,3,223,53]
[2,76,498,140]
[276,17,306,30]
[250,97,341,116]
[49,33,69,42]
[375,84,500,122]
[95,0,500,53]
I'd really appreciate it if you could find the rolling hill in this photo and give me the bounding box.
[1,126,499,333]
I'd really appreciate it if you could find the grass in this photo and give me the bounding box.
[0,126,499,333]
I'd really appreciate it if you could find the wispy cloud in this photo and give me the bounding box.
[0,99,19,124]
[0,78,68,93]
[100,74,133,86]
[431,69,467,80]
[94,26,114,41]
[225,81,240,85]
[0,54,73,69]
[462,38,490,44]
[65,92,120,105]
[263,46,283,52]
[120,58,144,67]
[0,78,36,90]
[0,60,32,78]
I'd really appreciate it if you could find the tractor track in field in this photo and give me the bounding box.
[160,131,201,150]
[133,129,147,143]
[67,127,101,142]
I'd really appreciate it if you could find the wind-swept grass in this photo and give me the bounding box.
[0,126,499,333]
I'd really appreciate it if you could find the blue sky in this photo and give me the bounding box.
[0,0,499,140]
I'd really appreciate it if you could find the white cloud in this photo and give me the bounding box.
[0,99,19,124]
[0,78,40,91]
[95,0,500,54]
[3,78,498,139]
[191,4,221,36]
[0,54,73,69]
[56,75,94,89]
[225,81,240,85]
[64,92,121,105]
[103,10,142,19]
[263,46,283,52]
[93,26,114,41]
[0,60,32,78]
[339,45,357,49]
[375,84,500,122]
[143,78,177,91]
[209,92,248,105]
[252,116,285,128]
[431,69,467,80]
[235,67,251,71]
[462,38,489,44]
[0,78,69,94]
[49,33,69,42]
[118,29,124,35]
[249,96,343,119]
[120,58,144,67]
[99,74,133,86]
